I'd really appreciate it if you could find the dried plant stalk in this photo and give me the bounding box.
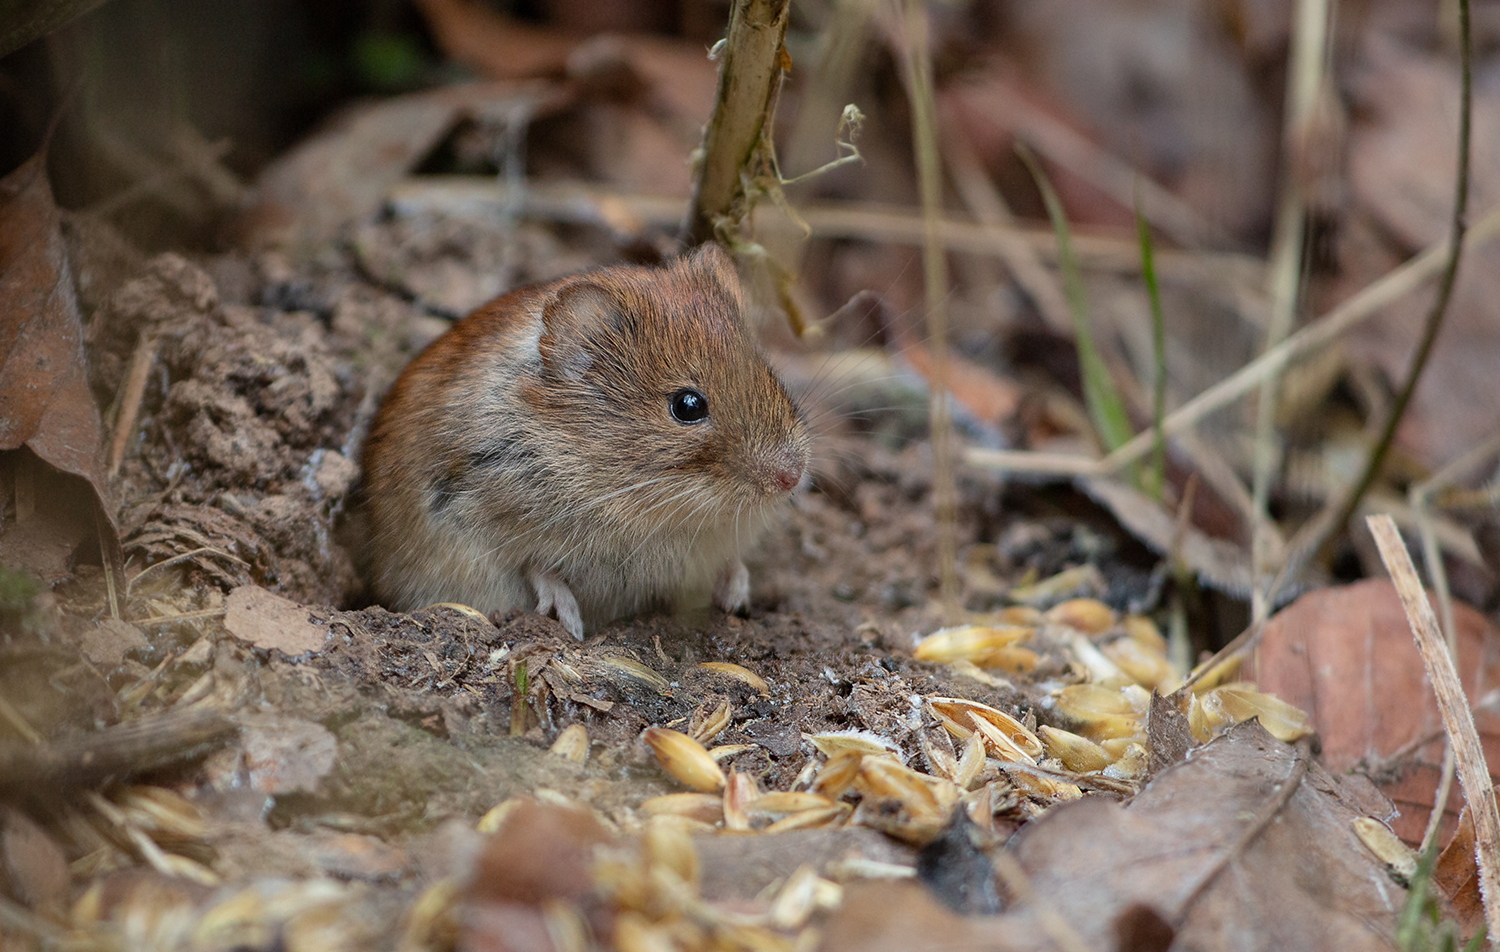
[898,0,960,613]
[1368,514,1500,944]
[682,0,791,246]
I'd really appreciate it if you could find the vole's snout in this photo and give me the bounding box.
[754,444,808,496]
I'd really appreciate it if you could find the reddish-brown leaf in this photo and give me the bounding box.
[0,151,119,573]
[1254,579,1500,844]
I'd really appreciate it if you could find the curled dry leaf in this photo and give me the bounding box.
[642,727,726,793]
[0,152,120,577]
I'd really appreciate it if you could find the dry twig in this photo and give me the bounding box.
[0,707,236,801]
[897,0,960,615]
[1369,514,1500,945]
[1323,0,1474,560]
[682,0,792,246]
[1250,0,1330,624]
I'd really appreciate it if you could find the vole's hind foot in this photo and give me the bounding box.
[531,569,584,640]
[714,559,751,616]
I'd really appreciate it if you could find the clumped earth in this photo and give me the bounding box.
[5,228,1161,895]
[8,172,1435,949]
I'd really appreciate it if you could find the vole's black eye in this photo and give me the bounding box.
[669,388,709,424]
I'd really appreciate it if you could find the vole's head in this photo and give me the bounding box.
[526,243,809,535]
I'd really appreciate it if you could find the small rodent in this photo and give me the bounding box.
[361,243,810,639]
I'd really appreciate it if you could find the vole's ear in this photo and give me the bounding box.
[683,242,743,303]
[539,282,619,381]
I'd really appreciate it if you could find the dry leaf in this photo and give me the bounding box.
[0,151,120,580]
[1079,477,1253,597]
[994,721,1398,950]
[224,585,326,657]
[240,83,568,255]
[1433,805,1486,937]
[1253,579,1500,844]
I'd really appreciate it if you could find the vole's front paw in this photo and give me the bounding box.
[713,559,751,616]
[531,570,584,640]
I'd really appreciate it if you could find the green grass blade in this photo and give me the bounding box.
[1017,143,1135,455]
[1136,190,1169,502]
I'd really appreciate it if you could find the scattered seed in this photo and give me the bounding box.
[699,661,770,694]
[643,728,726,793]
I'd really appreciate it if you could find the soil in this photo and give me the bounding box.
[3,218,1166,937]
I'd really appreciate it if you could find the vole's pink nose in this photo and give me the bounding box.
[759,446,806,495]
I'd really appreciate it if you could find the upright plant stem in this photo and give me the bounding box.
[1320,0,1472,560]
[899,0,959,614]
[1135,196,1168,502]
[682,0,792,247]
[1250,0,1330,623]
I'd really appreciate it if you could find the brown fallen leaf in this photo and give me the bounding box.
[988,721,1397,951]
[899,339,1023,430]
[820,880,1015,952]
[1253,579,1500,844]
[1145,690,1194,778]
[223,585,326,657]
[1079,476,1254,597]
[239,82,571,256]
[1434,805,1485,937]
[0,151,121,581]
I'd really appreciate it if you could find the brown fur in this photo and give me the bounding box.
[361,244,810,636]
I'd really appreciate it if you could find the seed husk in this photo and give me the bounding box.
[643,727,726,793]
[699,661,770,695]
